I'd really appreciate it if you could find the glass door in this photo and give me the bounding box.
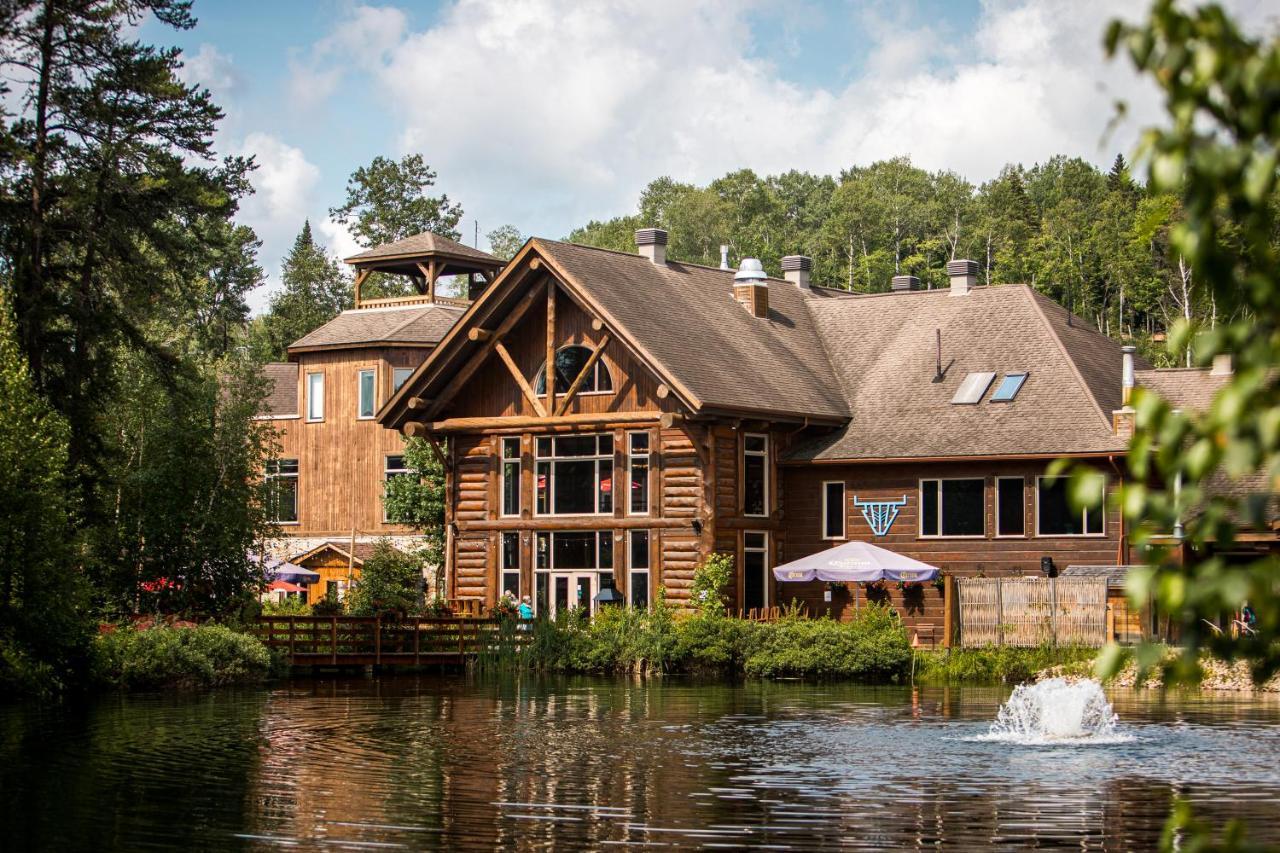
[546,572,595,618]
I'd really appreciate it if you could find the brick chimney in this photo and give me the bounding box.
[891,274,919,292]
[733,258,769,317]
[1210,353,1233,375]
[1113,345,1137,439]
[635,228,667,265]
[947,259,978,296]
[782,255,812,289]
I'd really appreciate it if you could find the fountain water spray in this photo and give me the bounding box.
[975,678,1132,745]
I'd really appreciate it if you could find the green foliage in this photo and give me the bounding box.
[89,624,275,689]
[246,222,351,362]
[0,292,90,695]
[310,595,344,617]
[741,606,912,680]
[261,597,310,616]
[915,645,1100,685]
[382,437,446,593]
[486,224,526,260]
[346,539,423,618]
[690,552,733,614]
[1101,1,1280,687]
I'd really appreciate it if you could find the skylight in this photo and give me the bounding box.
[951,372,996,405]
[991,372,1029,402]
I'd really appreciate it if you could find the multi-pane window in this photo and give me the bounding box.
[822,481,846,539]
[534,345,613,396]
[501,531,520,599]
[382,455,409,522]
[743,532,769,611]
[535,434,613,515]
[392,367,414,393]
[920,478,985,537]
[628,431,650,515]
[743,433,769,517]
[306,372,324,421]
[501,438,521,517]
[1037,475,1105,536]
[265,459,298,523]
[357,369,376,418]
[629,530,650,609]
[535,531,614,571]
[996,477,1025,536]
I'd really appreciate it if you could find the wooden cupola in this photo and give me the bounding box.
[344,231,505,309]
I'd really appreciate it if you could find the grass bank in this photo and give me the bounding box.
[90,623,283,690]
[913,644,1099,685]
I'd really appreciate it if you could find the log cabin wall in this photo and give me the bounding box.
[268,345,432,538]
[778,458,1127,636]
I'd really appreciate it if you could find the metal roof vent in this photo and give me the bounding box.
[734,258,767,283]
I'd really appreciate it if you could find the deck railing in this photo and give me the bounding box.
[252,615,522,666]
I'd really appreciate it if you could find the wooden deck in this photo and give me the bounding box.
[252,615,516,667]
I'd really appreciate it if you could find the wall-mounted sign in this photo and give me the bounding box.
[853,495,907,537]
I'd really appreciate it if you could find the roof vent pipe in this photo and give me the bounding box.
[782,255,812,289]
[891,274,919,292]
[635,228,668,266]
[1210,353,1233,376]
[720,245,730,270]
[1121,345,1136,406]
[733,258,769,318]
[946,259,978,296]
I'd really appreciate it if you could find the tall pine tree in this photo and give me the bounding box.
[247,222,351,362]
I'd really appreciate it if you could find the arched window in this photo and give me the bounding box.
[533,345,613,396]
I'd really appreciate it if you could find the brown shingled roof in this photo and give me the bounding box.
[1136,367,1230,411]
[534,239,849,421]
[289,304,466,353]
[261,362,297,417]
[788,284,1135,461]
[345,231,502,266]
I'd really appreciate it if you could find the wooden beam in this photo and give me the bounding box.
[467,328,492,342]
[353,269,371,307]
[407,396,431,410]
[545,279,557,416]
[427,411,659,433]
[403,421,428,437]
[655,383,671,400]
[529,257,542,271]
[494,340,548,417]
[590,317,604,332]
[660,412,685,429]
[425,434,450,471]
[554,332,611,416]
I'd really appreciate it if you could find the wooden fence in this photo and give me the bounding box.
[252,616,520,667]
[957,577,1108,647]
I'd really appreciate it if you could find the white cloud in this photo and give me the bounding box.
[178,43,244,100]
[287,5,408,109]
[316,217,362,263]
[233,133,323,312]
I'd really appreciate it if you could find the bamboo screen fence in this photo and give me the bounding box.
[957,577,1108,647]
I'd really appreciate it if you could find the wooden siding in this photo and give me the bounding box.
[269,346,432,538]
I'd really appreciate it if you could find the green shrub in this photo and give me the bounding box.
[674,610,757,673]
[90,624,275,689]
[691,552,734,614]
[261,597,310,616]
[742,604,911,680]
[915,644,1099,684]
[347,539,423,617]
[310,595,344,617]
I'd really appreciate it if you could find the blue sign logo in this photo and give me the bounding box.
[853,495,907,537]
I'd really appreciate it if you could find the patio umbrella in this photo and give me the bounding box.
[249,552,320,582]
[773,540,939,584]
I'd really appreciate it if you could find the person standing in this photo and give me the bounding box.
[518,595,534,621]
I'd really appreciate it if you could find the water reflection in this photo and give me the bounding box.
[2,677,1279,850]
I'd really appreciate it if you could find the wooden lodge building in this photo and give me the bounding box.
[262,224,1275,630]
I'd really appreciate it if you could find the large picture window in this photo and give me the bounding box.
[629,530,650,609]
[628,431,650,515]
[743,433,769,517]
[920,478,985,537]
[1037,475,1105,536]
[822,481,846,539]
[534,345,613,396]
[306,372,324,421]
[535,434,613,515]
[996,477,1025,537]
[501,437,521,517]
[357,369,375,419]
[266,459,298,524]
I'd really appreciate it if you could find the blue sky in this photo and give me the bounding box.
[143,0,1272,312]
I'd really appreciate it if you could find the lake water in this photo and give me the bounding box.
[3,675,1280,850]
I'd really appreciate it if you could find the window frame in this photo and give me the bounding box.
[500,437,521,518]
[743,530,770,610]
[995,476,1026,538]
[534,530,614,572]
[1035,474,1106,538]
[918,477,987,539]
[821,480,846,540]
[501,530,521,599]
[357,368,376,420]
[628,529,650,610]
[305,372,325,422]
[534,434,614,517]
[392,366,414,393]
[742,432,770,518]
[533,345,614,397]
[626,431,650,516]
[382,454,409,523]
[265,458,299,525]
[990,371,1029,403]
